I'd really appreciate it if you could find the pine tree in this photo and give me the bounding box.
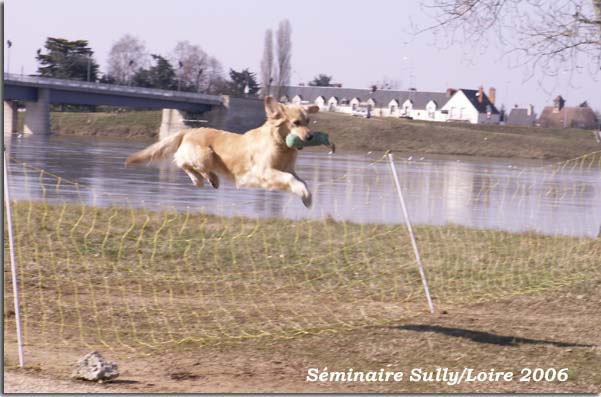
[227,68,260,96]
[36,37,99,81]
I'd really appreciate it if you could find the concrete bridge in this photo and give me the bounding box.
[3,73,226,137]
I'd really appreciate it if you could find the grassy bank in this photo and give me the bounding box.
[312,112,600,160]
[4,202,600,392]
[53,110,163,138]
[17,110,162,139]
[15,110,600,159]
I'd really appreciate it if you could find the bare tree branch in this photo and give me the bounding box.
[416,0,601,77]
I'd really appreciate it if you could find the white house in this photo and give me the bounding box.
[441,87,500,124]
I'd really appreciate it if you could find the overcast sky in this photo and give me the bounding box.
[4,0,601,113]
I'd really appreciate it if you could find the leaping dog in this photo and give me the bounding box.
[125,96,325,207]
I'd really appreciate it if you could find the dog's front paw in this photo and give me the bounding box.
[291,179,312,208]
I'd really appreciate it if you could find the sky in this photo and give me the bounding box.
[4,0,601,113]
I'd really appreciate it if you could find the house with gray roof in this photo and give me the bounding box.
[277,85,453,121]
[276,85,499,124]
[507,105,536,126]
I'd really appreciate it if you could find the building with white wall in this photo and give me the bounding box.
[440,87,500,124]
[280,85,500,124]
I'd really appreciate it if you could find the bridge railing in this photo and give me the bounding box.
[4,73,222,104]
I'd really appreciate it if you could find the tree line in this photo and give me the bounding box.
[33,25,292,98]
[32,23,396,101]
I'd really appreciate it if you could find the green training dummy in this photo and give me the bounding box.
[285,131,335,153]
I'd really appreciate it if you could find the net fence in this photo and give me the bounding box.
[4,150,601,352]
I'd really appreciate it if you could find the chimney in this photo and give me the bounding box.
[488,87,496,105]
[527,104,534,116]
[478,86,484,104]
[554,95,565,111]
[446,88,456,97]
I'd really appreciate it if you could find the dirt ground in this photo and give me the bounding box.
[4,282,600,393]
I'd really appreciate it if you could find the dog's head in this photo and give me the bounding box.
[264,96,319,143]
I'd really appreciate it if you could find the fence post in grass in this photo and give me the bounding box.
[387,153,435,314]
[4,150,25,367]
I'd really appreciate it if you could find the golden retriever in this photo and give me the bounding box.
[125,96,321,207]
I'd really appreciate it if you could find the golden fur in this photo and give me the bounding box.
[125,97,320,207]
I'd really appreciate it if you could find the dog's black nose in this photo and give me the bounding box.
[306,133,313,141]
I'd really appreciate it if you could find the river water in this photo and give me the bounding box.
[5,134,601,237]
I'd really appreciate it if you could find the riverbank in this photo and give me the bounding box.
[312,112,600,160]
[16,110,600,160]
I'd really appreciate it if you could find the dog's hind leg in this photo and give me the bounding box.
[182,164,205,188]
[175,143,220,189]
[207,172,220,189]
[195,171,219,189]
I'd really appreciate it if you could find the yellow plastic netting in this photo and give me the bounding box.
[3,151,601,351]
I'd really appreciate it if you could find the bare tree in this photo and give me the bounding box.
[274,19,292,98]
[205,56,226,95]
[107,34,148,85]
[260,29,274,98]
[417,0,601,77]
[169,41,225,94]
[171,41,210,92]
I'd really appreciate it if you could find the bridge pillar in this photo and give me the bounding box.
[4,101,18,135]
[24,88,51,135]
[159,109,187,139]
[202,95,230,129]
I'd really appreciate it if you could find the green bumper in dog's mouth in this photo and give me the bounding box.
[286,131,335,153]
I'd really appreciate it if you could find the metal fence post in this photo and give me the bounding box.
[387,153,435,314]
[4,150,25,367]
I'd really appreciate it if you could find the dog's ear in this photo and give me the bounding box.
[306,105,319,114]
[264,96,283,119]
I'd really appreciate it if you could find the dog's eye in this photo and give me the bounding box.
[293,120,301,126]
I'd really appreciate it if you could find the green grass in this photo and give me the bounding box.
[4,202,600,351]
[17,110,162,138]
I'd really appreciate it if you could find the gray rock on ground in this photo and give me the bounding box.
[71,351,119,382]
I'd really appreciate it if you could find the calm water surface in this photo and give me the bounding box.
[5,134,601,237]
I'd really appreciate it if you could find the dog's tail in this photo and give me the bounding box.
[125,130,187,167]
